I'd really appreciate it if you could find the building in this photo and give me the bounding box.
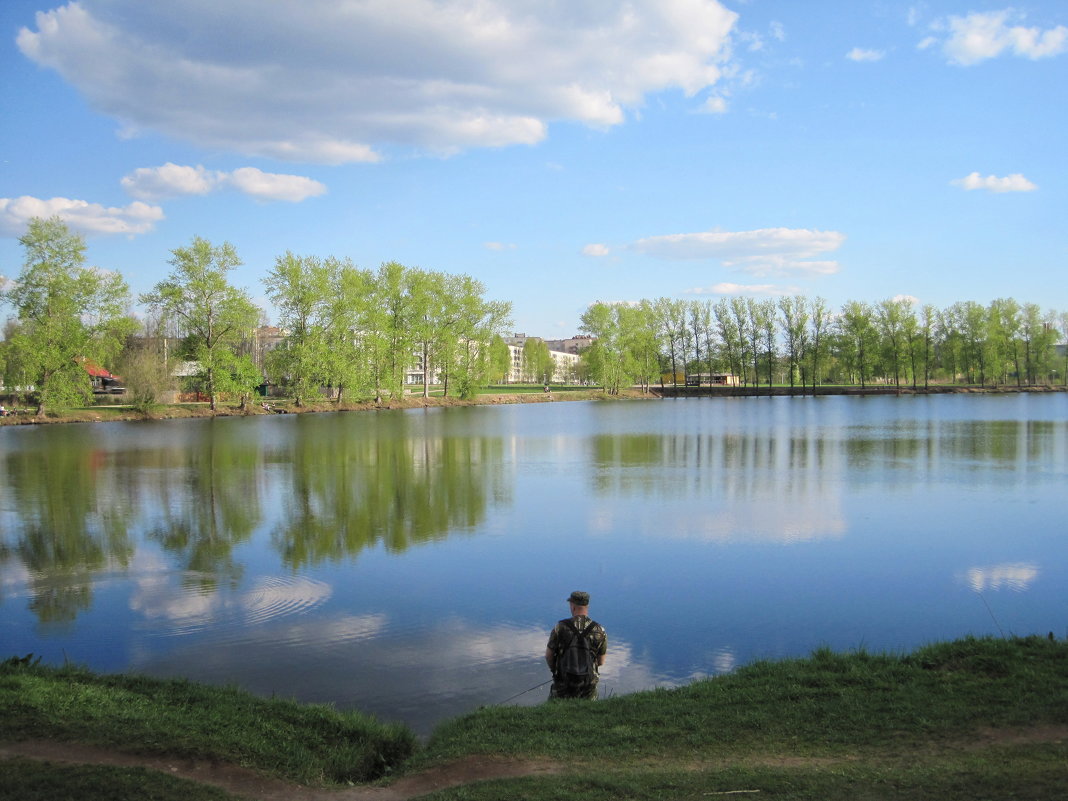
[685,373,741,387]
[542,335,595,355]
[501,334,580,383]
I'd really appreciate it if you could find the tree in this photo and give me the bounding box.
[623,300,663,392]
[141,237,261,411]
[778,295,808,388]
[263,252,332,406]
[748,298,777,387]
[486,335,512,384]
[808,296,830,388]
[713,298,743,384]
[325,259,377,404]
[987,297,1022,387]
[118,333,175,414]
[653,298,687,386]
[838,301,876,387]
[371,261,419,401]
[522,337,554,384]
[918,304,937,389]
[580,302,631,393]
[875,298,911,387]
[3,217,133,416]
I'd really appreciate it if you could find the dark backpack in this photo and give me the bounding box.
[554,618,601,688]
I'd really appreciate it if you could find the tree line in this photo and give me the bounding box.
[1,218,512,415]
[579,296,1067,394]
[2,218,1066,415]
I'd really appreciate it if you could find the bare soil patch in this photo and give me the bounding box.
[0,741,561,800]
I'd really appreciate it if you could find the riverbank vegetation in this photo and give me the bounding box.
[3,635,1066,799]
[2,217,1066,418]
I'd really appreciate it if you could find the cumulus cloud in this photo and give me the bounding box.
[17,0,738,163]
[928,10,1068,65]
[0,195,164,237]
[632,227,846,277]
[121,163,326,202]
[847,47,885,62]
[951,172,1038,193]
[582,243,611,257]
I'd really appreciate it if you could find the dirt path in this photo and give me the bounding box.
[4,727,1066,800]
[0,740,562,800]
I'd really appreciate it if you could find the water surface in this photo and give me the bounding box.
[1,393,1065,736]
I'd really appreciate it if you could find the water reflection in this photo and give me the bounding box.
[2,427,134,624]
[960,563,1040,593]
[270,414,508,567]
[0,413,508,624]
[588,431,848,543]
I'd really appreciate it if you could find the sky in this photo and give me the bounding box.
[1,0,1065,337]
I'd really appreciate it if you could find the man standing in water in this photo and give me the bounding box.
[545,591,607,699]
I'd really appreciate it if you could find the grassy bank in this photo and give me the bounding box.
[2,636,1066,799]
[0,655,415,786]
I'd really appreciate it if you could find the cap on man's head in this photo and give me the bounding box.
[567,591,590,606]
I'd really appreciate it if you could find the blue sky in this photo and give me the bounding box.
[2,1,1065,337]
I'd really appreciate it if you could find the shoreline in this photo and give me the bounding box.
[0,383,1064,426]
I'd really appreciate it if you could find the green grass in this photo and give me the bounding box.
[412,747,1068,801]
[3,636,1066,799]
[0,760,240,801]
[418,635,1068,765]
[0,656,415,786]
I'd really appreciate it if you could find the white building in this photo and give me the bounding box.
[502,334,580,383]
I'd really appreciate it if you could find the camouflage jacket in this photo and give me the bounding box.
[547,615,607,674]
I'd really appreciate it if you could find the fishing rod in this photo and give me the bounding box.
[976,591,1005,638]
[496,678,553,705]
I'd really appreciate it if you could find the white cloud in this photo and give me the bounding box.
[226,167,326,202]
[892,294,920,306]
[582,243,611,257]
[951,172,1038,193]
[847,47,885,62]
[18,0,739,163]
[703,95,729,114]
[0,195,164,237]
[121,163,326,202]
[484,242,517,251]
[931,10,1068,65]
[632,227,846,277]
[686,282,798,296]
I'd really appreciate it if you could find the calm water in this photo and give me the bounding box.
[1,394,1065,736]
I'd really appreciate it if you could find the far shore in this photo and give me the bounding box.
[0,382,1064,426]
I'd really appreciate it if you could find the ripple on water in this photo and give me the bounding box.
[149,574,333,638]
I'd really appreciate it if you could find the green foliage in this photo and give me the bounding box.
[140,237,260,411]
[521,337,554,383]
[118,340,175,414]
[260,258,510,403]
[2,217,134,415]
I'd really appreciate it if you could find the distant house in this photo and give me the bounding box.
[80,359,125,394]
[685,373,741,387]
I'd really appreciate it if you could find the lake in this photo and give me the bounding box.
[1,393,1065,737]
